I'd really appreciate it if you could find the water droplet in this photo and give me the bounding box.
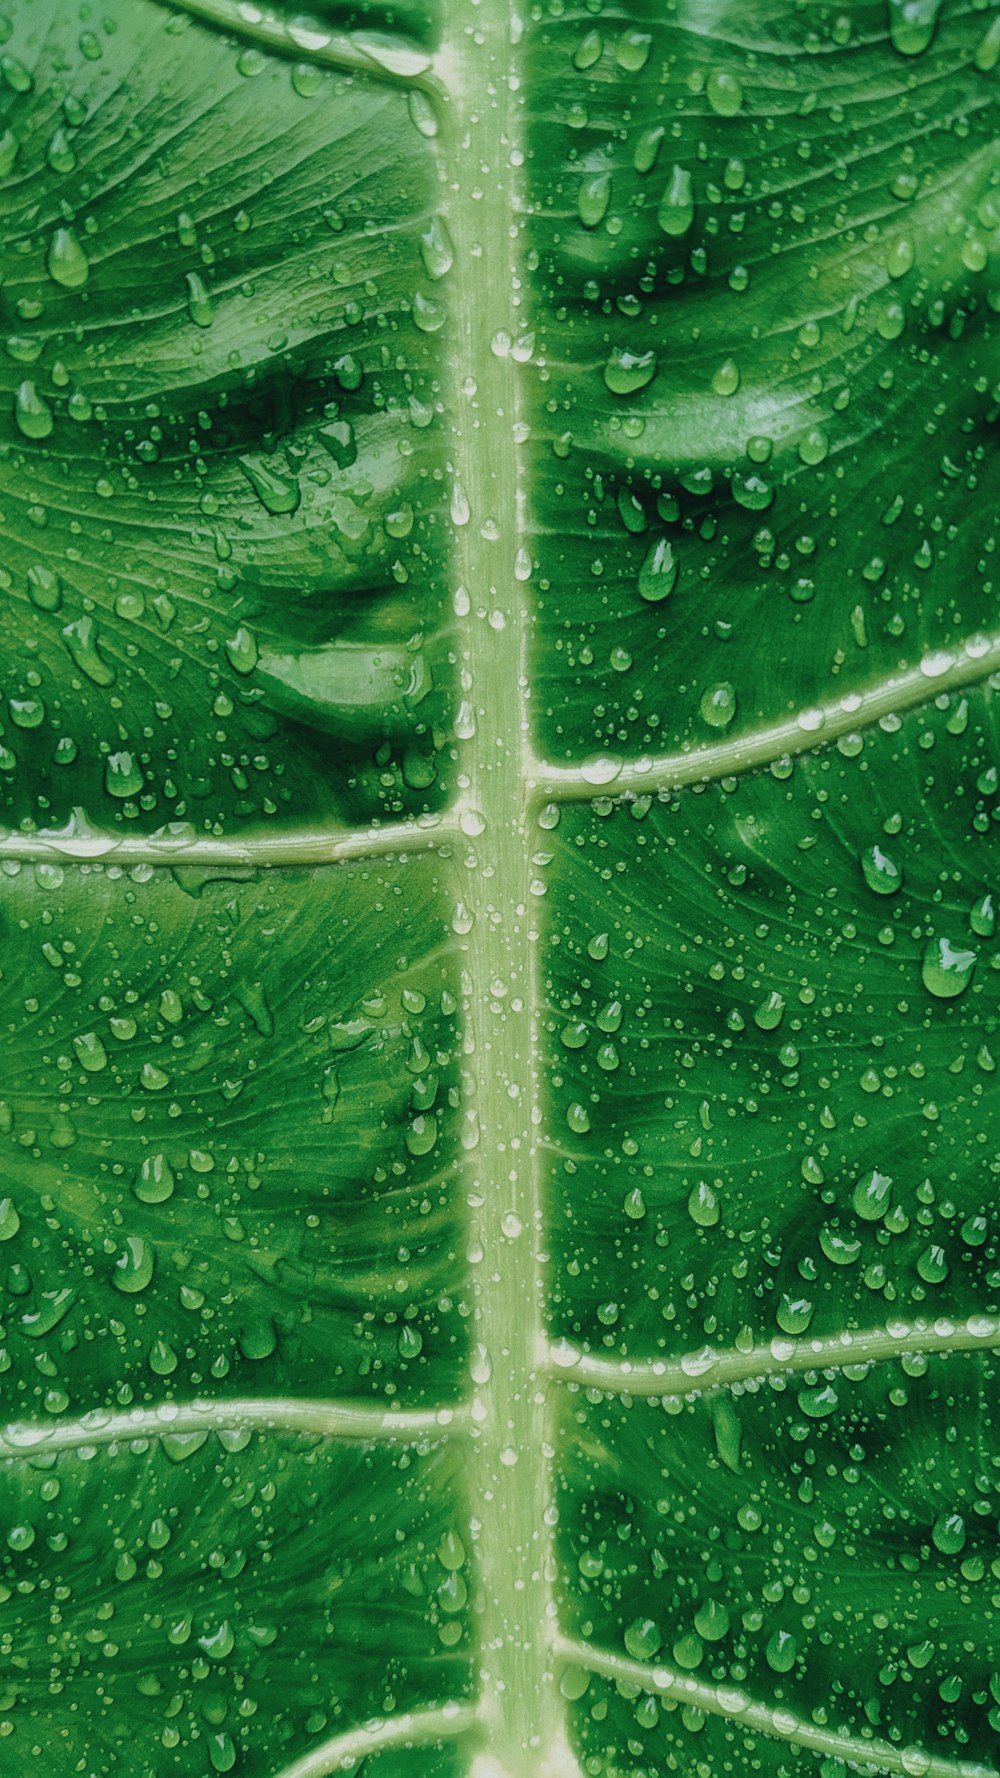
[700,683,737,729]
[14,380,53,439]
[657,164,694,237]
[861,845,903,895]
[888,0,942,57]
[0,1199,21,1241]
[579,754,622,786]
[637,536,678,603]
[922,937,977,999]
[754,991,785,1031]
[185,271,214,327]
[853,1167,892,1222]
[766,1630,798,1672]
[970,894,995,938]
[46,124,76,173]
[688,1180,720,1227]
[397,1323,423,1359]
[27,564,61,611]
[707,68,743,114]
[406,1114,438,1156]
[604,347,657,395]
[573,29,603,70]
[713,358,740,397]
[916,1243,948,1283]
[104,751,144,799]
[633,125,664,174]
[694,1598,731,1641]
[134,1154,175,1205]
[932,1511,966,1555]
[47,226,89,289]
[74,1031,109,1073]
[239,457,300,516]
[408,89,438,138]
[624,1618,662,1661]
[578,172,611,229]
[113,1235,155,1294]
[776,1293,813,1335]
[225,626,259,676]
[419,215,454,280]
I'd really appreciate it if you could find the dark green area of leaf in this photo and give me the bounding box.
[527,0,998,763]
[545,688,999,1360]
[0,1432,471,1774]
[0,856,464,1413]
[558,1353,1000,1770]
[0,0,452,836]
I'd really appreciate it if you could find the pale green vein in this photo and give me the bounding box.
[555,1637,998,1778]
[0,812,454,870]
[534,630,1000,803]
[161,0,441,93]
[274,1703,479,1778]
[440,4,579,1772]
[547,1313,1000,1398]
[0,1396,466,1459]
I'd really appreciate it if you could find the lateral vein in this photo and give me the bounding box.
[272,1703,479,1778]
[0,814,455,870]
[555,1638,997,1778]
[160,0,441,94]
[0,1395,467,1458]
[547,1314,1000,1399]
[533,631,1000,804]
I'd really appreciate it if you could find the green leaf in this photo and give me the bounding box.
[1,2,998,1777]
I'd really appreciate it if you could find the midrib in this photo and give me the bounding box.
[441,10,569,1773]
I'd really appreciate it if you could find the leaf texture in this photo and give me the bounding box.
[0,1,998,1775]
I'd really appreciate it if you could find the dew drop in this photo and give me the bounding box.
[707,68,743,114]
[637,536,678,603]
[921,936,977,999]
[604,348,657,395]
[657,164,694,237]
[861,845,903,895]
[14,380,54,439]
[624,1617,662,1661]
[47,226,89,289]
[700,682,737,729]
[113,1235,155,1294]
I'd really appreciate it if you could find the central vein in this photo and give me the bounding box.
[440,9,573,1774]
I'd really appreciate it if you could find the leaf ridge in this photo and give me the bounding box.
[547,1313,1000,1399]
[0,813,454,869]
[0,1396,466,1459]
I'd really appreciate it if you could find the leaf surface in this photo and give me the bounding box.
[0,1,998,1776]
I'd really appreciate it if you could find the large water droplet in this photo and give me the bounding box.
[861,844,903,895]
[47,226,89,289]
[604,348,657,395]
[887,0,942,56]
[700,682,737,729]
[13,380,54,440]
[657,164,694,237]
[922,936,977,999]
[638,536,678,603]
